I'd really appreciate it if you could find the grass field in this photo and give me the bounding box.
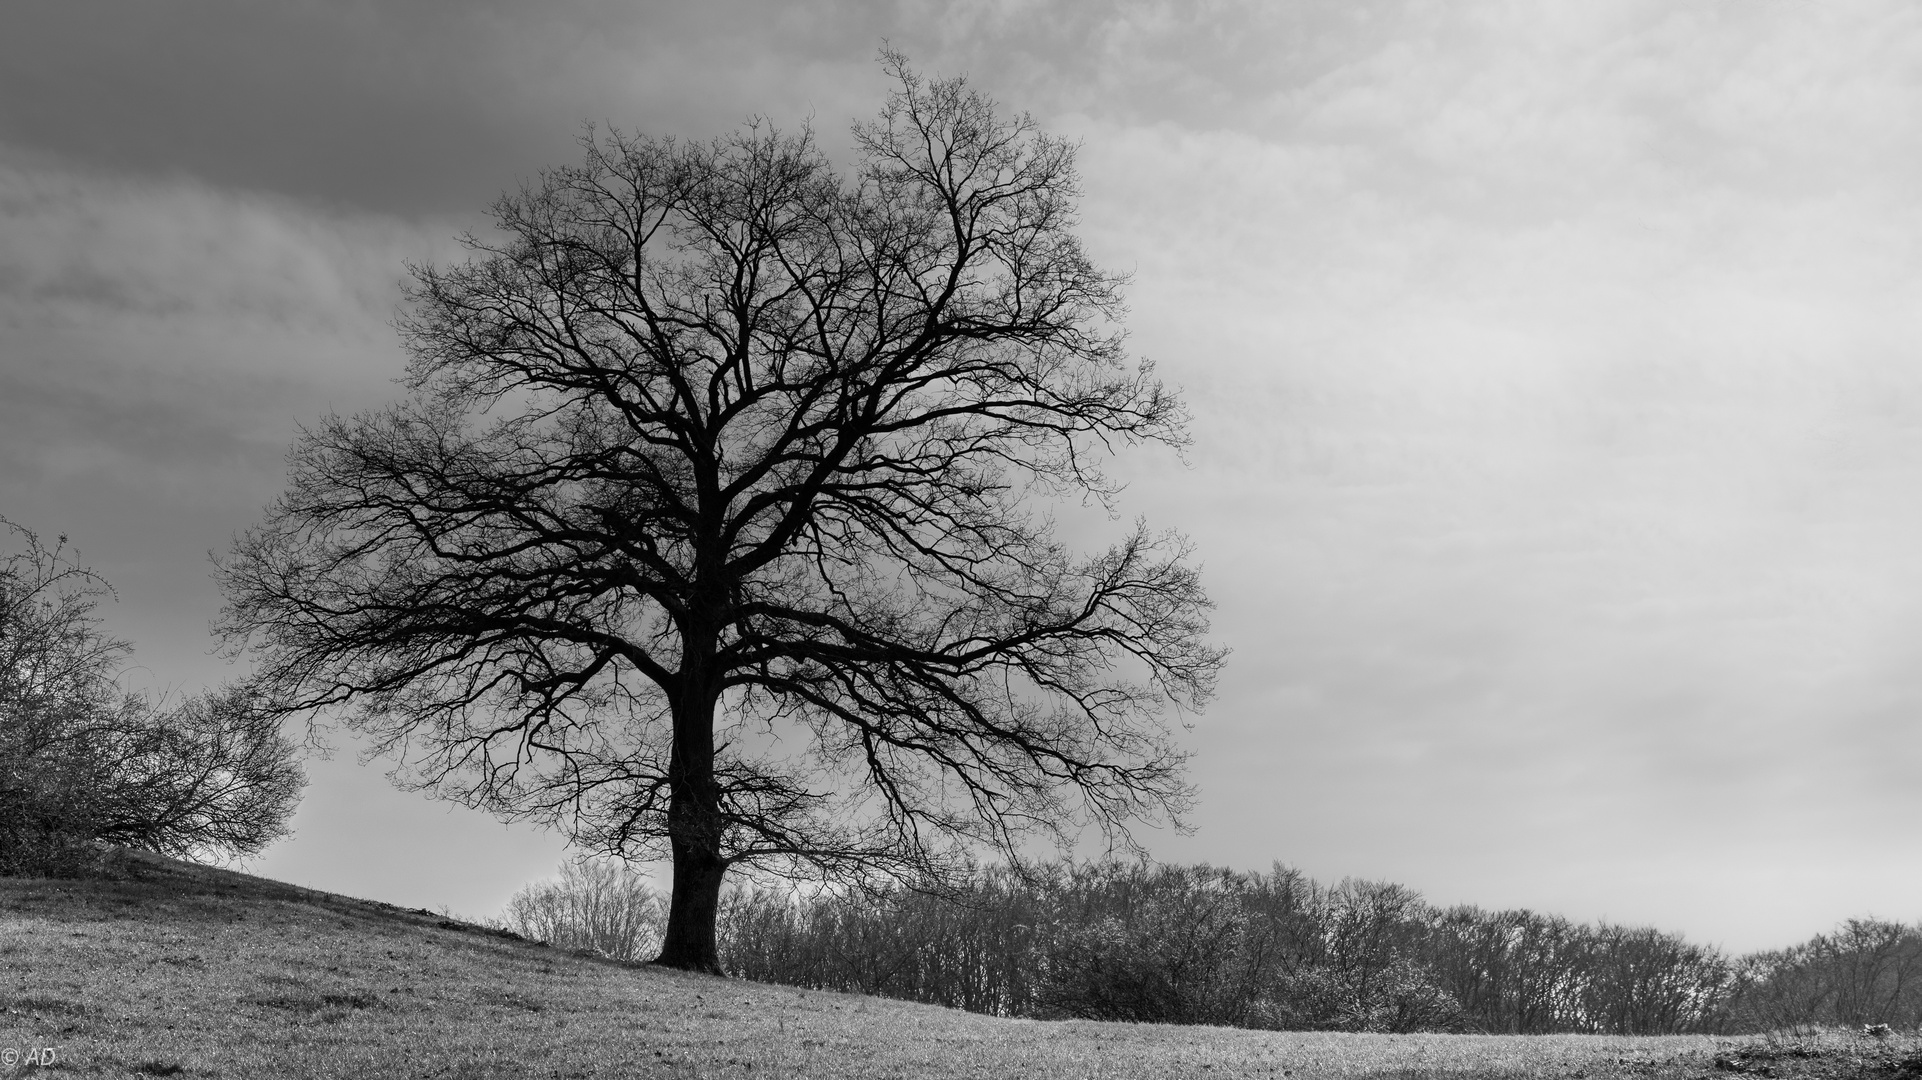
[0,852,1911,1079]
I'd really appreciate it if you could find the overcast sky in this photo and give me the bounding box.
[5,0,1922,954]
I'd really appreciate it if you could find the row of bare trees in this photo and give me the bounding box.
[500,852,1922,1035]
[713,861,1734,1033]
[1424,904,1734,1034]
[1730,918,1922,1031]
[519,857,1903,1033]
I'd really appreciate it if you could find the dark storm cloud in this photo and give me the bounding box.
[0,0,873,211]
[0,0,1438,212]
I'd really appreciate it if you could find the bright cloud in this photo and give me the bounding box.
[1050,0,1922,947]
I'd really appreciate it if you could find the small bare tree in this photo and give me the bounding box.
[218,51,1223,972]
[501,858,666,961]
[1,519,303,873]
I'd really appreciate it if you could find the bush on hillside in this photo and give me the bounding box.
[500,858,666,961]
[0,520,304,876]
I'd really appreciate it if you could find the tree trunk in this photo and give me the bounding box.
[654,653,727,974]
[655,836,727,973]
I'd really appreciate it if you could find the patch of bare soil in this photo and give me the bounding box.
[1710,1033,1922,1080]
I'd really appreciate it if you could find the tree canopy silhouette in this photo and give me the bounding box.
[219,53,1224,972]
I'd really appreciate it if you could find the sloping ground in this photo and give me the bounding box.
[0,852,1888,1079]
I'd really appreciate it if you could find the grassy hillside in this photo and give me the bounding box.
[0,853,1904,1079]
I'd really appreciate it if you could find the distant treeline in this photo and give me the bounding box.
[499,859,1922,1035]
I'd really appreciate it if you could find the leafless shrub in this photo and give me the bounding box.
[500,858,666,961]
[1,519,303,875]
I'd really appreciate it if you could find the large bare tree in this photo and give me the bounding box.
[218,54,1224,972]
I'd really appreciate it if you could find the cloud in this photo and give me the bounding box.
[0,151,446,498]
[1037,0,1922,946]
[0,149,460,697]
[0,0,915,213]
[6,0,1922,943]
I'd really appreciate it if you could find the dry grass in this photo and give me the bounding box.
[0,852,1902,1078]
